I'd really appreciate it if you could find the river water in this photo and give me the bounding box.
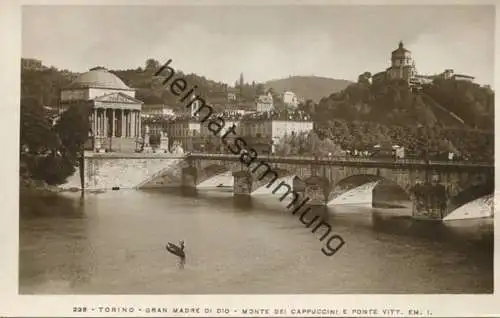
[19,188,493,294]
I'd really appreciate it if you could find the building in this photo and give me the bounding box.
[21,58,45,70]
[141,104,175,117]
[238,110,313,154]
[59,66,143,152]
[141,95,175,117]
[373,43,476,88]
[255,93,274,112]
[282,91,299,108]
[141,117,169,136]
[195,111,244,152]
[227,88,237,101]
[441,69,454,80]
[411,74,434,86]
[164,116,201,152]
[386,41,417,83]
[451,74,475,82]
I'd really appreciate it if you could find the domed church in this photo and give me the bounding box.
[386,41,417,82]
[60,67,143,152]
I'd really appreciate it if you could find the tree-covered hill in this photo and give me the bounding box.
[264,76,352,102]
[422,79,494,130]
[313,77,494,131]
[21,58,234,111]
[301,75,494,162]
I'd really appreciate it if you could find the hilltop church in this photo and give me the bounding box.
[372,41,475,87]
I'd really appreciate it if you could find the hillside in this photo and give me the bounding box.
[21,58,493,132]
[21,58,232,112]
[264,76,352,102]
[314,78,494,130]
[20,58,494,162]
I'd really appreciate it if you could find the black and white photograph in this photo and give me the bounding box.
[2,1,498,316]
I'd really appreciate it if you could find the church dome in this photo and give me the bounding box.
[67,67,131,90]
[392,41,411,55]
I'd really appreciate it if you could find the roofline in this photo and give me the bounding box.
[392,49,410,52]
[63,85,135,91]
[453,74,475,79]
[93,91,144,104]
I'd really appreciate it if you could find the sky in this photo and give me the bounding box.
[22,5,494,85]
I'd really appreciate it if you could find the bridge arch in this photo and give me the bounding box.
[251,167,293,194]
[444,182,494,218]
[196,164,230,186]
[327,174,411,207]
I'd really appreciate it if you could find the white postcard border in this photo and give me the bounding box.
[0,0,498,317]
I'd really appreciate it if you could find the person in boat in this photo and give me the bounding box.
[177,240,185,269]
[166,240,186,269]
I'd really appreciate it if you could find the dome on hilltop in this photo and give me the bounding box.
[67,67,131,90]
[392,41,411,55]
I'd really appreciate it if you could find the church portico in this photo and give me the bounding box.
[60,67,143,152]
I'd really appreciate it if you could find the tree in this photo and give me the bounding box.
[255,83,266,95]
[55,105,92,163]
[357,72,372,86]
[145,59,161,74]
[20,97,59,155]
[20,100,91,186]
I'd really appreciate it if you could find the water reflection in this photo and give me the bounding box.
[19,191,95,293]
[232,195,254,211]
[19,187,493,294]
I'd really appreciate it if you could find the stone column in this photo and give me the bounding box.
[135,111,139,137]
[99,109,103,137]
[136,111,139,137]
[181,167,197,188]
[102,109,107,137]
[411,183,447,220]
[106,109,110,137]
[95,109,98,136]
[233,171,253,196]
[131,111,136,138]
[112,108,116,137]
[138,111,142,137]
[97,109,101,136]
[292,176,306,194]
[305,183,327,205]
[121,109,125,138]
[93,108,97,136]
[123,110,127,137]
[100,109,104,136]
[127,111,131,137]
[131,111,134,137]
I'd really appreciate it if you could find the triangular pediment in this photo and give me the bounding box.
[94,92,143,104]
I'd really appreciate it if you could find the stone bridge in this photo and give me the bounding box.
[181,153,494,220]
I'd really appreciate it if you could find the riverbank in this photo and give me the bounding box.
[19,176,81,196]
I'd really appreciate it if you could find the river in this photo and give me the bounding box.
[19,188,493,294]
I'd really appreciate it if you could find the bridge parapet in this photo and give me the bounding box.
[187,153,493,170]
[183,153,494,220]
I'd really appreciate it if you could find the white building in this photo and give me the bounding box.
[282,91,299,108]
[255,93,274,112]
[59,66,143,152]
[142,104,175,117]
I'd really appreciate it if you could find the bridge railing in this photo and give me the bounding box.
[186,152,493,167]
